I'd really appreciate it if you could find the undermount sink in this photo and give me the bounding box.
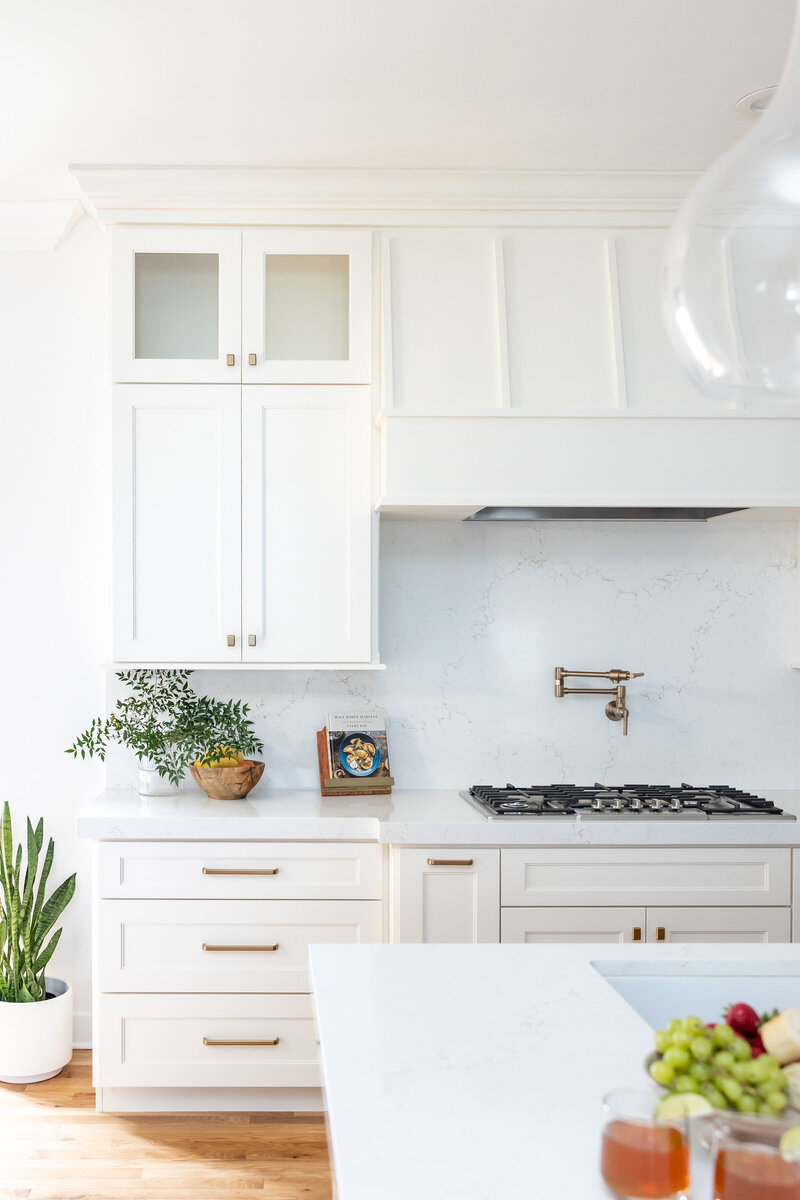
[593,958,800,1029]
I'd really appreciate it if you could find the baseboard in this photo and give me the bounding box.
[73,1009,92,1049]
[96,1086,325,1113]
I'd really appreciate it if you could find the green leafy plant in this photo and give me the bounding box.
[66,669,264,786]
[0,802,76,1002]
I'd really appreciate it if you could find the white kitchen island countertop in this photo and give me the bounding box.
[77,786,800,845]
[310,943,800,1200]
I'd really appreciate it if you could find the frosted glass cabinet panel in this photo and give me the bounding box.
[112,228,242,383]
[242,231,372,383]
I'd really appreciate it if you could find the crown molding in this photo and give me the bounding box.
[69,166,698,225]
[0,200,84,251]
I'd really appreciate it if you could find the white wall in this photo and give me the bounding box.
[107,516,800,791]
[0,216,108,1044]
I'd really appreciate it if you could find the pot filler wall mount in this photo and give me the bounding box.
[554,666,643,735]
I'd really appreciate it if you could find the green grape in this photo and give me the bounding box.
[664,1046,691,1070]
[731,1037,752,1061]
[759,1101,775,1115]
[713,1051,736,1072]
[651,1059,675,1085]
[671,1030,692,1049]
[689,1062,711,1082]
[690,1036,713,1061]
[712,1024,736,1047]
[758,1073,786,1097]
[654,1030,671,1054]
[730,1061,750,1082]
[719,1077,743,1103]
[736,1093,758,1114]
[767,1091,788,1114]
[746,1057,773,1085]
[683,1016,704,1032]
[760,1055,780,1072]
[673,1074,699,1093]
[668,1019,683,1034]
[700,1084,729,1110]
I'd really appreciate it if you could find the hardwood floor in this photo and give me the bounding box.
[0,1051,333,1200]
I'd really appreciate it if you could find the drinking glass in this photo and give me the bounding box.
[712,1114,800,1200]
[600,1089,690,1200]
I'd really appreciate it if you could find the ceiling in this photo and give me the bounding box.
[0,0,794,201]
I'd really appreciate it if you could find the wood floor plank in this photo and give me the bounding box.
[0,1050,333,1200]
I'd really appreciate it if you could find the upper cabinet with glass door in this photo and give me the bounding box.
[111,228,244,383]
[241,230,372,383]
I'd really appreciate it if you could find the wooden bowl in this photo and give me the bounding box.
[189,759,265,800]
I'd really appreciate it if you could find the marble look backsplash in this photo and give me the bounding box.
[105,518,800,790]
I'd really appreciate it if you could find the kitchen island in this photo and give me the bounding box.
[310,943,800,1200]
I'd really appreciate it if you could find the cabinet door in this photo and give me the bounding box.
[113,385,241,663]
[112,228,242,383]
[241,387,373,663]
[646,908,791,943]
[242,230,372,383]
[390,848,499,943]
[502,907,647,944]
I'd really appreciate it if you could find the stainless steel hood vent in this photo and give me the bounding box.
[464,507,747,522]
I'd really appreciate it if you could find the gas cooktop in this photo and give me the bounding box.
[462,784,796,820]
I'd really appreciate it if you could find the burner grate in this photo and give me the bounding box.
[464,783,792,820]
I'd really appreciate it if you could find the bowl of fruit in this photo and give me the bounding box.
[646,1003,800,1118]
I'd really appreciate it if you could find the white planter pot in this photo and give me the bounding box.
[0,977,73,1083]
[138,761,183,796]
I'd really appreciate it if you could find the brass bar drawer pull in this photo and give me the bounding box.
[426,858,474,867]
[203,1037,279,1047]
[202,867,279,876]
[656,926,667,942]
[202,943,279,953]
[632,926,642,942]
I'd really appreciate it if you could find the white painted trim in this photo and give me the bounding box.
[111,661,386,670]
[376,407,800,422]
[73,1009,92,1049]
[69,166,698,224]
[97,1085,324,1113]
[492,238,511,409]
[0,200,84,251]
[605,238,628,411]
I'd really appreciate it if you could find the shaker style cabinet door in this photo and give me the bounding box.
[241,230,372,383]
[111,227,243,383]
[241,386,373,663]
[390,848,500,943]
[113,385,242,663]
[501,907,648,944]
[645,907,791,944]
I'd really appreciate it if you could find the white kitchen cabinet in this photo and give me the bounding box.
[390,847,499,942]
[241,387,373,663]
[112,384,242,663]
[113,384,376,665]
[645,907,791,943]
[500,848,791,909]
[242,230,372,383]
[502,907,647,944]
[112,227,243,383]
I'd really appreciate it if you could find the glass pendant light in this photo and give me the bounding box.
[663,5,800,401]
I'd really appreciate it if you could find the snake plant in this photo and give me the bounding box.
[0,802,76,1002]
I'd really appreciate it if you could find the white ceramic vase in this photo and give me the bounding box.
[0,977,73,1083]
[138,760,183,797]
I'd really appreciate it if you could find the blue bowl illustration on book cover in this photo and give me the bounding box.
[339,733,381,776]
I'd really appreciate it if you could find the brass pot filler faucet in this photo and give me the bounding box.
[554,667,644,735]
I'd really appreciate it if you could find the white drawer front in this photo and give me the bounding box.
[501,848,791,907]
[98,841,381,900]
[96,993,320,1088]
[646,907,791,943]
[99,898,382,992]
[502,906,647,944]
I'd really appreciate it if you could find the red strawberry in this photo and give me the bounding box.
[724,1003,761,1037]
[748,1034,766,1057]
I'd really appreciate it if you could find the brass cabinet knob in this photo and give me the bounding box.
[248,352,257,366]
[247,634,256,647]
[656,926,666,942]
[632,926,642,942]
[226,353,236,366]
[226,634,236,647]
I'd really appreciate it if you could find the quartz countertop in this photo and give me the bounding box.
[310,943,800,1200]
[76,787,800,845]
